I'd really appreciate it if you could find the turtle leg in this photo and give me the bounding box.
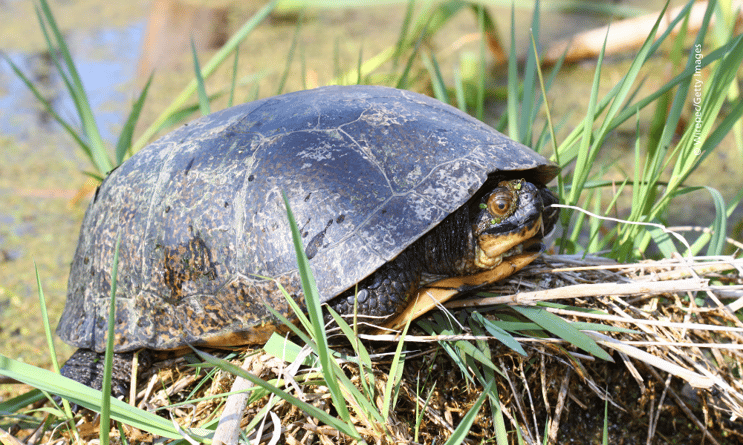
[324,206,471,327]
[60,349,151,400]
[325,249,421,326]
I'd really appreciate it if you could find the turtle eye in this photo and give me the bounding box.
[487,189,513,218]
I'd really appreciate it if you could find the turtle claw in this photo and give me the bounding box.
[59,348,151,403]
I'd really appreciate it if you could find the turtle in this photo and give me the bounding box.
[57,85,560,398]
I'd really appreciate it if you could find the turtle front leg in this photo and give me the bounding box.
[60,349,150,400]
[325,249,422,327]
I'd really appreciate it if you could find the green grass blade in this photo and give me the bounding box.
[702,186,726,256]
[149,103,208,135]
[191,39,211,116]
[0,355,197,439]
[263,334,314,367]
[115,73,153,164]
[414,382,435,443]
[381,319,410,421]
[442,379,494,445]
[37,0,110,173]
[325,306,373,369]
[467,318,505,441]
[145,75,250,137]
[558,24,607,253]
[409,1,466,47]
[397,0,466,89]
[597,1,675,130]
[258,279,315,346]
[332,1,464,86]
[686,33,743,156]
[0,389,46,414]
[529,31,557,159]
[695,91,743,166]
[100,235,121,444]
[1,52,92,160]
[281,192,352,423]
[258,276,321,351]
[425,51,448,103]
[605,41,724,137]
[324,306,379,409]
[648,12,687,153]
[481,320,540,332]
[493,400,508,445]
[35,265,60,374]
[472,312,527,356]
[556,1,698,165]
[268,337,379,422]
[453,61,467,113]
[513,306,612,361]
[395,23,427,90]
[194,349,361,439]
[35,263,77,424]
[392,0,416,69]
[653,1,710,163]
[631,114,643,228]
[418,317,473,382]
[332,45,396,86]
[631,6,708,220]
[421,315,503,377]
[568,25,607,207]
[617,30,743,258]
[602,398,609,445]
[648,225,678,258]
[536,45,569,137]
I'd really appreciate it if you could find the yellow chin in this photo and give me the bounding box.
[474,215,542,269]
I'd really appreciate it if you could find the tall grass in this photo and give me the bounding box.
[1,0,742,443]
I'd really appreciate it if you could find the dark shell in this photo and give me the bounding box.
[57,85,558,352]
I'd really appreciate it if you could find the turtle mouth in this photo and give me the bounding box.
[474,215,543,269]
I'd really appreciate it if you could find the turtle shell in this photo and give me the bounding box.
[57,85,559,353]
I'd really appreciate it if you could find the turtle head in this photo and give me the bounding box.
[471,179,558,270]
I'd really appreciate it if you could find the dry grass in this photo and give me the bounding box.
[9,254,743,444]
